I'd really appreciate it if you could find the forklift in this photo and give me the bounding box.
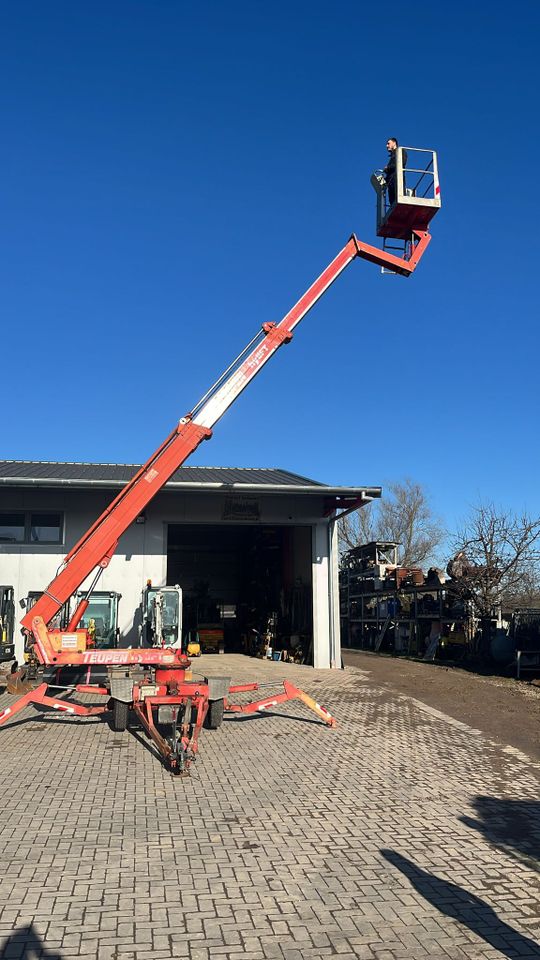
[0,586,15,664]
[188,581,225,655]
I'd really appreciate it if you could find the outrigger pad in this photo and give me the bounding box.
[205,676,231,701]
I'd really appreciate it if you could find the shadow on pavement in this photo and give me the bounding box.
[0,923,62,959]
[0,710,103,732]
[381,848,540,959]
[222,710,323,725]
[461,796,540,873]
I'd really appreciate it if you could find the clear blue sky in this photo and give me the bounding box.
[1,1,539,533]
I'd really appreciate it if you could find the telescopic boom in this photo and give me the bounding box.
[22,230,430,639]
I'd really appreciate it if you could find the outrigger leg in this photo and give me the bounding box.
[225,679,336,726]
[0,683,109,725]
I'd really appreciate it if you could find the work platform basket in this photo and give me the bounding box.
[371,146,440,241]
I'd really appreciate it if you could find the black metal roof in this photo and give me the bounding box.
[0,461,321,487]
[0,460,382,509]
[0,461,381,502]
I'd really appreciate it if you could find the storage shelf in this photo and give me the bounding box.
[341,568,468,655]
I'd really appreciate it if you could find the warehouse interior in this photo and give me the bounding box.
[167,522,313,660]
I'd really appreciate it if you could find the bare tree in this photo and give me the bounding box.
[337,502,376,554]
[377,479,445,567]
[505,567,540,610]
[449,504,540,619]
[337,478,445,567]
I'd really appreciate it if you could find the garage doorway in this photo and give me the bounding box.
[167,524,313,661]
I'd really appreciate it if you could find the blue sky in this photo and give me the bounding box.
[1,1,539,533]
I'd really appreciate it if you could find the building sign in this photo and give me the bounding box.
[222,497,260,521]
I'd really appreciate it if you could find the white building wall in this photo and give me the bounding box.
[329,519,342,669]
[312,521,332,669]
[0,485,341,667]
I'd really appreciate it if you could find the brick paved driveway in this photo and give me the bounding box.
[1,655,539,959]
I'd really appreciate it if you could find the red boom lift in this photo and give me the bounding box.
[0,150,440,773]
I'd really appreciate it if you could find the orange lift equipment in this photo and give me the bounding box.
[0,151,441,774]
[371,146,441,266]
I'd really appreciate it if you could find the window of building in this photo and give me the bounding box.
[0,513,25,543]
[30,512,63,543]
[0,512,63,545]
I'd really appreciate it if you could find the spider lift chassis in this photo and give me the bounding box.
[0,228,432,773]
[0,662,336,775]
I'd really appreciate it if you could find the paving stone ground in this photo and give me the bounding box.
[0,654,539,959]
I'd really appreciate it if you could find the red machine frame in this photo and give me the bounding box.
[1,226,433,774]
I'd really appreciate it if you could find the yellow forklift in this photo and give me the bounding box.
[0,586,15,664]
[186,581,225,655]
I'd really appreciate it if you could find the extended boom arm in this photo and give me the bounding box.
[22,230,430,642]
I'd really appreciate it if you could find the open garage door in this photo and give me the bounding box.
[167,524,313,663]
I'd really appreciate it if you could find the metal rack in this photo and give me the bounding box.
[340,547,468,658]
